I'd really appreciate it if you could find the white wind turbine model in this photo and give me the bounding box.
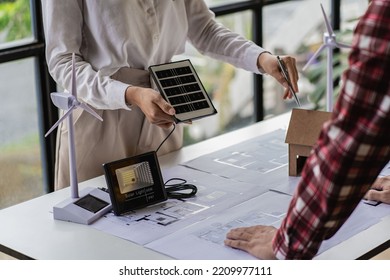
[45,53,111,224]
[302,3,351,112]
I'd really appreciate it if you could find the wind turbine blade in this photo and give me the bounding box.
[44,105,76,137]
[335,41,352,49]
[71,53,77,99]
[302,44,327,71]
[79,103,103,121]
[320,3,334,36]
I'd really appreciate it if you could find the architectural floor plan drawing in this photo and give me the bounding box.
[146,191,291,260]
[181,129,289,185]
[92,198,210,245]
[145,190,390,260]
[90,130,390,259]
[92,165,270,245]
[196,210,285,246]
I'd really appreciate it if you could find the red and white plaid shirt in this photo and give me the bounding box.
[273,0,390,259]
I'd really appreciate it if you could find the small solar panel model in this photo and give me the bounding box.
[149,59,217,123]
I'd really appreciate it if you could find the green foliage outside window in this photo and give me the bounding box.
[302,26,355,111]
[0,0,31,43]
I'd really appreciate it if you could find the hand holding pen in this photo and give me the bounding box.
[277,55,301,107]
[257,52,300,107]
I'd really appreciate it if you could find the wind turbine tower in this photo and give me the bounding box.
[302,3,351,112]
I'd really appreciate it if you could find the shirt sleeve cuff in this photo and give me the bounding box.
[244,45,267,74]
[106,80,133,110]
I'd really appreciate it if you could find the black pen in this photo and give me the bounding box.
[276,55,301,107]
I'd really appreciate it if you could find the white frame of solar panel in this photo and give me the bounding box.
[149,59,217,123]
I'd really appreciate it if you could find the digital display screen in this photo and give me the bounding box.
[74,194,110,213]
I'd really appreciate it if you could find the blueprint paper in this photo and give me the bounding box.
[146,191,291,260]
[318,202,390,254]
[90,129,390,259]
[92,166,269,245]
[181,129,289,185]
[145,192,390,260]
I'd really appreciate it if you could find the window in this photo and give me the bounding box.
[0,58,44,208]
[262,0,369,112]
[179,10,255,145]
[0,0,54,209]
[0,0,34,49]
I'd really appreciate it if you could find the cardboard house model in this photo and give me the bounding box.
[285,108,332,176]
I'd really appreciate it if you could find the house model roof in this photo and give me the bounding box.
[285,108,332,147]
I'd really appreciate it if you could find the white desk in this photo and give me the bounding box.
[0,112,389,260]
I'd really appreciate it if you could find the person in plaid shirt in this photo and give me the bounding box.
[225,0,390,259]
